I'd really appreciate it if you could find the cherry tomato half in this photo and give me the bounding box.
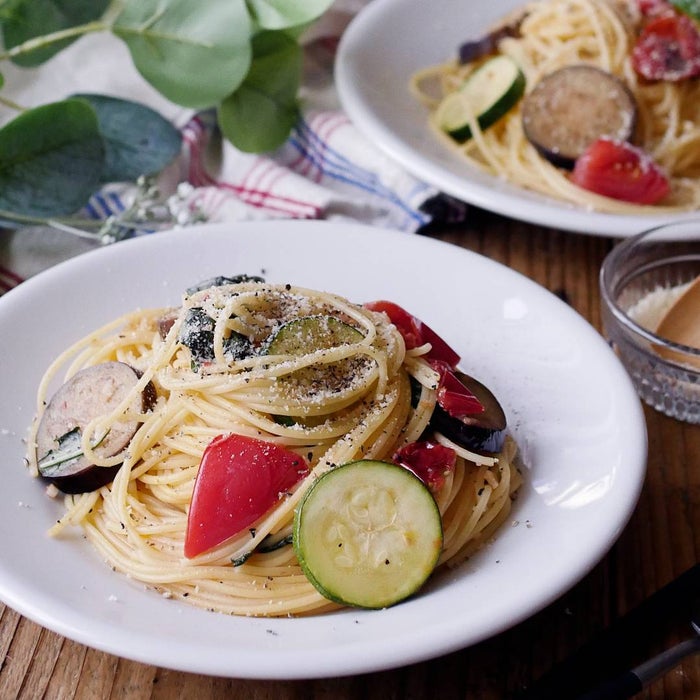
[364,300,461,367]
[637,0,676,17]
[632,12,700,81]
[393,440,456,492]
[571,138,670,205]
[430,360,485,418]
[184,433,309,558]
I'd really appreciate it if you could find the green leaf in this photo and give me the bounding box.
[113,0,253,109]
[217,31,301,153]
[245,0,336,29]
[0,99,104,217]
[72,93,182,182]
[670,0,700,19]
[0,0,110,67]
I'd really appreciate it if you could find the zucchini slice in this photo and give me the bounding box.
[265,315,369,415]
[436,55,525,142]
[266,315,363,354]
[294,460,443,609]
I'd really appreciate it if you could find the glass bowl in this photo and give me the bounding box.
[600,219,700,423]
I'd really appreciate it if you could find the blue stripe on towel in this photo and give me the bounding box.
[289,118,432,230]
[85,191,125,220]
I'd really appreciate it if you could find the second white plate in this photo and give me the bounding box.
[335,0,696,237]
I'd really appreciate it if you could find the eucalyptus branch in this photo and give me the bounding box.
[44,220,105,240]
[0,207,103,229]
[0,20,108,62]
[0,94,25,113]
[0,0,336,229]
[0,210,108,241]
[0,179,206,244]
[102,0,128,24]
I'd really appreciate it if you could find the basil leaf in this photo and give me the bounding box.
[1,0,110,67]
[72,93,182,182]
[38,427,83,474]
[245,0,336,29]
[113,0,253,109]
[0,99,104,217]
[670,0,700,19]
[218,31,301,153]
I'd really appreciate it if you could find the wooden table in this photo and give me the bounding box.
[2,209,699,699]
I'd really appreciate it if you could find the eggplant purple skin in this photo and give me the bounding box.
[430,405,506,454]
[48,462,123,495]
[458,17,524,64]
[36,363,157,494]
[429,371,507,454]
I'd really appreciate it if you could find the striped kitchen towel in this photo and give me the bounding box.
[170,108,467,234]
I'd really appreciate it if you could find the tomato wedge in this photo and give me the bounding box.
[184,434,309,558]
[393,440,456,492]
[430,360,485,417]
[364,300,460,367]
[572,138,670,205]
[632,12,700,81]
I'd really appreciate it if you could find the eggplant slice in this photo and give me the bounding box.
[458,14,525,65]
[521,65,637,169]
[430,371,507,454]
[36,362,157,493]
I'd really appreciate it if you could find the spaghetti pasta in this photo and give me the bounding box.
[410,0,700,213]
[28,279,520,617]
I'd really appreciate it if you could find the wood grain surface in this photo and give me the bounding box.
[2,209,699,699]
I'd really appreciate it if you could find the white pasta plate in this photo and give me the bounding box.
[0,221,646,679]
[335,0,698,238]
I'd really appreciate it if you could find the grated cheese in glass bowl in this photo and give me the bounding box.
[600,220,700,423]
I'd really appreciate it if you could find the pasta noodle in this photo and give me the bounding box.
[410,0,700,213]
[28,280,521,617]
